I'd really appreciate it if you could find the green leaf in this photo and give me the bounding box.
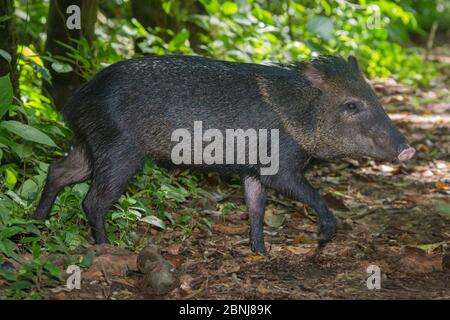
[31,242,41,259]
[140,215,166,229]
[0,238,20,261]
[0,226,25,239]
[43,261,62,279]
[319,0,332,16]
[25,224,40,236]
[307,16,334,41]
[10,280,33,290]
[51,62,73,73]
[0,269,18,282]
[252,5,274,25]
[5,168,17,187]
[19,179,38,200]
[222,2,238,15]
[0,73,13,118]
[433,200,450,217]
[0,121,57,147]
[168,30,190,51]
[78,252,95,268]
[199,0,220,14]
[0,49,12,64]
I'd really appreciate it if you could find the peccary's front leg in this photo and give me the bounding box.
[261,172,336,246]
[243,175,267,255]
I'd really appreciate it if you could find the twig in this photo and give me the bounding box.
[425,21,439,61]
[101,262,111,285]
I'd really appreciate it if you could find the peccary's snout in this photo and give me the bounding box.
[397,145,416,161]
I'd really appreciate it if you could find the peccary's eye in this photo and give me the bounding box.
[345,102,358,111]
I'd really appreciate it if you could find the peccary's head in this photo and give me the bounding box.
[298,55,415,162]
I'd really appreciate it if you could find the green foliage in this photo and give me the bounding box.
[403,0,450,31]
[190,0,436,85]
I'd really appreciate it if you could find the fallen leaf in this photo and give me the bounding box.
[256,282,270,295]
[416,144,430,153]
[292,234,313,245]
[219,260,240,274]
[246,255,265,262]
[323,193,349,211]
[213,224,248,235]
[51,292,67,300]
[285,246,313,255]
[164,254,185,268]
[398,247,442,273]
[180,274,194,292]
[82,270,103,281]
[164,243,183,255]
[435,180,450,191]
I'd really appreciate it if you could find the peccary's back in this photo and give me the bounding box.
[62,55,303,162]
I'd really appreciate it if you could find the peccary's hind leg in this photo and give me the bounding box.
[33,145,91,220]
[82,149,143,244]
[243,175,267,255]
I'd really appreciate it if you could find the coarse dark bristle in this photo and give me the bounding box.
[310,55,355,75]
[288,55,358,78]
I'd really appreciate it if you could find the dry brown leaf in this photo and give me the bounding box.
[246,255,265,262]
[416,144,430,153]
[256,282,271,295]
[219,260,241,274]
[164,254,185,268]
[180,274,194,292]
[285,245,313,255]
[435,180,450,191]
[323,193,350,211]
[51,292,67,300]
[398,247,443,273]
[82,270,103,281]
[292,234,313,245]
[165,243,183,255]
[213,223,248,235]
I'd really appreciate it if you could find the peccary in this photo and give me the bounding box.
[33,55,415,254]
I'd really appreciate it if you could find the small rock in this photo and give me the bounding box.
[136,244,179,296]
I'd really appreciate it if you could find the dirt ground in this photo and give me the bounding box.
[17,47,450,300]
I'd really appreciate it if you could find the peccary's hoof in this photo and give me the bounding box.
[318,216,337,246]
[250,242,267,256]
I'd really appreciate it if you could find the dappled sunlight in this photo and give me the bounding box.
[390,113,450,129]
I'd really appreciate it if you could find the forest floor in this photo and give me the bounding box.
[5,47,450,300]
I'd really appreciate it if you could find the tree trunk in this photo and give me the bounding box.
[0,0,19,101]
[131,0,206,53]
[44,0,98,110]
[131,0,177,33]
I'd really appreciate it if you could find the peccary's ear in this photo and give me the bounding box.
[348,55,359,70]
[304,63,326,89]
